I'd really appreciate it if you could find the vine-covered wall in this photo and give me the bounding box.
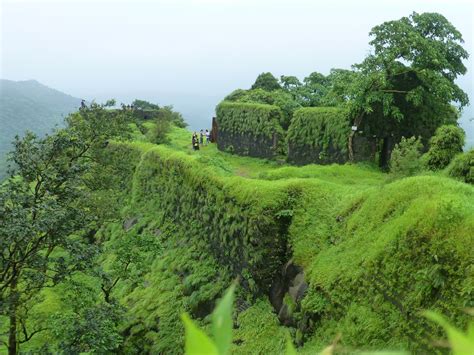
[215,101,284,159]
[215,104,375,164]
[286,107,351,164]
[131,145,292,293]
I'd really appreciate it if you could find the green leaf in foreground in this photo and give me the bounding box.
[285,333,297,355]
[181,313,219,355]
[424,310,474,354]
[211,284,236,355]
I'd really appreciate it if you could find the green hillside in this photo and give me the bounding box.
[1,10,473,354]
[109,126,473,353]
[4,119,471,353]
[0,79,81,178]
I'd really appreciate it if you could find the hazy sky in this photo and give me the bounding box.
[1,0,473,131]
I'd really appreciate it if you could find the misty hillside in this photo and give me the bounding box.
[0,79,81,178]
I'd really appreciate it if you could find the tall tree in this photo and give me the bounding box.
[345,12,469,164]
[0,102,131,354]
[251,72,281,91]
[280,75,302,92]
[300,72,331,106]
[131,99,160,110]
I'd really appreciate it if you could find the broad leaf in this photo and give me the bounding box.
[182,313,219,355]
[424,311,474,354]
[211,284,236,355]
[285,333,297,355]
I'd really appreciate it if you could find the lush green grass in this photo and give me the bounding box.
[291,176,474,351]
[163,125,387,184]
[98,126,472,353]
[9,123,472,353]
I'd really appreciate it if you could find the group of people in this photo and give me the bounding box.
[192,129,210,150]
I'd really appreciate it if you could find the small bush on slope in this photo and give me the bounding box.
[389,136,423,178]
[447,148,474,184]
[146,118,171,144]
[232,299,287,354]
[424,125,465,170]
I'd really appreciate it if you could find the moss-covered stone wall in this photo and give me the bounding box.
[215,101,284,159]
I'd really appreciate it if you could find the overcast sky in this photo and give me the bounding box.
[1,0,473,132]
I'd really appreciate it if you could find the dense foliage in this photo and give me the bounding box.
[119,134,473,353]
[131,99,160,110]
[219,12,470,167]
[251,72,281,91]
[0,102,131,354]
[224,88,301,130]
[2,11,473,355]
[424,125,465,170]
[131,100,188,128]
[1,117,473,353]
[342,12,468,163]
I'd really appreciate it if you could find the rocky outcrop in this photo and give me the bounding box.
[270,260,308,327]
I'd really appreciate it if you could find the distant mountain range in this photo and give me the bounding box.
[0,79,82,179]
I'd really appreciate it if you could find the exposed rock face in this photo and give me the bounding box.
[288,273,308,304]
[269,260,308,326]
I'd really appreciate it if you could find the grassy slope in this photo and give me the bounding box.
[10,125,472,354]
[114,125,473,352]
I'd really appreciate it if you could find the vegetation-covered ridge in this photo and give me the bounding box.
[95,124,473,353]
[1,96,473,353]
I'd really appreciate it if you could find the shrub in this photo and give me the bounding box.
[447,149,474,184]
[224,89,247,102]
[158,105,187,128]
[146,119,171,144]
[222,89,301,130]
[389,136,423,177]
[424,125,465,170]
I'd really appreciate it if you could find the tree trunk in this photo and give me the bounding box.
[380,136,393,170]
[348,131,356,162]
[8,276,18,355]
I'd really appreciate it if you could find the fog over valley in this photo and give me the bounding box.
[1,0,473,145]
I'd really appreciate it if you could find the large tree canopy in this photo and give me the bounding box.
[251,72,281,91]
[344,12,469,163]
[220,12,469,167]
